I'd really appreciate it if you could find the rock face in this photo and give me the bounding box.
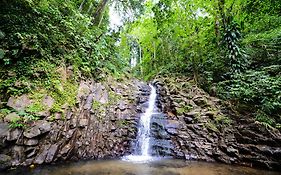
[0,77,149,169]
[153,77,281,171]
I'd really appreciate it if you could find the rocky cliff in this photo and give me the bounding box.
[153,76,281,171]
[0,77,150,170]
[0,75,280,172]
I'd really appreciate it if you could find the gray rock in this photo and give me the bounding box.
[7,128,22,141]
[38,120,51,134]
[79,119,88,127]
[42,95,54,108]
[0,123,9,142]
[34,145,51,164]
[7,95,32,111]
[118,100,127,111]
[45,144,59,163]
[23,127,41,138]
[185,111,199,118]
[24,139,38,146]
[25,147,37,158]
[77,81,91,101]
[0,154,12,170]
[4,112,21,123]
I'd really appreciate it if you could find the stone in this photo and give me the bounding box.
[37,120,51,134]
[0,123,9,143]
[7,95,32,111]
[42,95,54,108]
[185,111,199,118]
[0,154,12,170]
[45,144,59,163]
[24,139,38,146]
[183,116,193,124]
[205,111,216,117]
[118,100,127,111]
[37,96,55,117]
[34,145,50,164]
[79,119,88,127]
[84,94,94,110]
[12,146,25,165]
[77,81,91,100]
[25,147,37,158]
[93,83,108,104]
[4,112,21,123]
[7,128,22,141]
[193,96,208,107]
[23,127,41,138]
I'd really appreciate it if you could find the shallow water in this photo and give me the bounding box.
[2,159,280,175]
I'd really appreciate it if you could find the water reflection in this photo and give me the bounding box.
[1,159,280,175]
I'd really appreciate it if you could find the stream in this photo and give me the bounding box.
[1,159,280,175]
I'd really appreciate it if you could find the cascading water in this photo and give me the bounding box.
[123,84,157,162]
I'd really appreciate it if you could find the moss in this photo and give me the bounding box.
[0,108,11,119]
[215,115,232,126]
[108,89,122,105]
[50,79,78,113]
[205,121,219,133]
[176,104,193,115]
[26,92,46,113]
[117,119,129,127]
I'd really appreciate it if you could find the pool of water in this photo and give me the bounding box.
[1,159,280,175]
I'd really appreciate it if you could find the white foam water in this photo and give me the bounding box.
[123,84,157,163]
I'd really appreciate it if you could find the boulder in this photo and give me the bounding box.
[7,95,32,111]
[37,120,51,134]
[4,112,21,123]
[0,123,9,146]
[7,128,22,141]
[23,127,41,138]
[45,144,59,163]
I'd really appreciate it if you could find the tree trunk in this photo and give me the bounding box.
[79,0,87,11]
[92,0,109,25]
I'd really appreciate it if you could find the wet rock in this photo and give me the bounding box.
[12,146,25,166]
[0,154,12,170]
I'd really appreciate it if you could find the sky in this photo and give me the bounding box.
[109,3,123,30]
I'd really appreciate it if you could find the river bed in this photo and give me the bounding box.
[1,159,280,175]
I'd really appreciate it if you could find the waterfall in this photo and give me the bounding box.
[123,84,157,162]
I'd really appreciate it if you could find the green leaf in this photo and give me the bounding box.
[0,49,5,59]
[0,31,5,39]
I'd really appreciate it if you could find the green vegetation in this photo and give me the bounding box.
[0,0,280,128]
[118,0,281,128]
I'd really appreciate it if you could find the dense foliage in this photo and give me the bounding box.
[0,0,143,100]
[119,0,281,128]
[0,0,280,128]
